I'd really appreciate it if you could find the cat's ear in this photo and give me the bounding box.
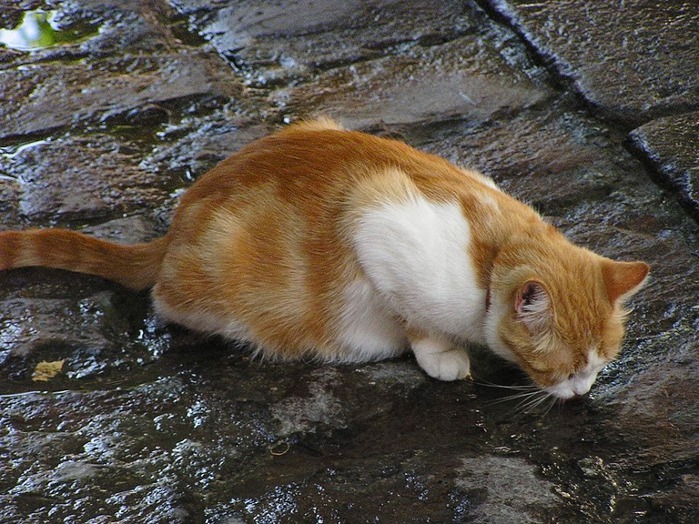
[601,260,649,305]
[515,280,552,332]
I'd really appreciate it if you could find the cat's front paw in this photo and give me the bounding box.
[411,336,471,381]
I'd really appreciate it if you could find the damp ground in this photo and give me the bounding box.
[0,1,698,523]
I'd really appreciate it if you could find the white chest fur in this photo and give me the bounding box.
[350,195,487,344]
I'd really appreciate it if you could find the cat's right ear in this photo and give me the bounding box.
[515,280,552,332]
[602,260,650,305]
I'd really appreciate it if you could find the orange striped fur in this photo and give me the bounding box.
[0,119,649,399]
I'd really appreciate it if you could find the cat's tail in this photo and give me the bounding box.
[0,229,168,290]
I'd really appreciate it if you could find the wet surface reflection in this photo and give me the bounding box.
[0,10,98,51]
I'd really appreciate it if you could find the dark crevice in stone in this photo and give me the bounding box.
[625,118,699,224]
[475,0,699,225]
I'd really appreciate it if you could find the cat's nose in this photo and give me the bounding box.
[548,379,590,400]
[572,382,592,397]
[570,371,598,397]
[546,377,594,400]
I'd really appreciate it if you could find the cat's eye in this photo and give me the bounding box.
[567,373,575,380]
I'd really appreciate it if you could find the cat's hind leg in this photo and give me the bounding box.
[408,330,471,381]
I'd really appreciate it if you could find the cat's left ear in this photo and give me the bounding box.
[601,260,650,305]
[515,280,552,332]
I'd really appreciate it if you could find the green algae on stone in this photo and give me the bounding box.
[0,9,99,51]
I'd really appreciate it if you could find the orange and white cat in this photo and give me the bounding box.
[0,119,649,400]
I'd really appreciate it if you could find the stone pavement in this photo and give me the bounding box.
[0,1,697,522]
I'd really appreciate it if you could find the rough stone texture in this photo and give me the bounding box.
[1,1,698,523]
[456,456,560,523]
[0,50,241,142]
[272,35,554,129]
[481,0,699,126]
[0,135,173,225]
[629,111,699,220]
[0,0,242,143]
[172,0,481,85]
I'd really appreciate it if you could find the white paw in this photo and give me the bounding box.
[412,338,471,382]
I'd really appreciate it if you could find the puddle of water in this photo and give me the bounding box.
[0,9,98,51]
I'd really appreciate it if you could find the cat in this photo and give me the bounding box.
[0,118,649,400]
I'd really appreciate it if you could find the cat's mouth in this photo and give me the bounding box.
[544,370,599,400]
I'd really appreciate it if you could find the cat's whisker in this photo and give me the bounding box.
[478,378,558,415]
[484,389,539,404]
[525,392,553,414]
[535,393,559,413]
[483,387,548,414]
[475,379,537,391]
[542,396,559,416]
[496,387,556,417]
[512,391,547,414]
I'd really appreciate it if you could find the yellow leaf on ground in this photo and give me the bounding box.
[32,360,65,382]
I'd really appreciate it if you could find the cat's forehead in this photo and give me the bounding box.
[526,337,606,379]
[551,289,613,340]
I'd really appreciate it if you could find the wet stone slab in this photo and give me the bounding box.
[172,0,482,87]
[183,0,557,129]
[0,0,242,143]
[1,0,699,523]
[0,50,242,143]
[629,111,699,221]
[481,0,699,126]
[142,115,273,184]
[272,34,554,130]
[0,135,175,226]
[455,455,560,523]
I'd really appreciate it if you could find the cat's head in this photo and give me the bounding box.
[485,233,649,400]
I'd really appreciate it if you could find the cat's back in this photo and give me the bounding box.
[176,119,487,212]
[165,118,514,276]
